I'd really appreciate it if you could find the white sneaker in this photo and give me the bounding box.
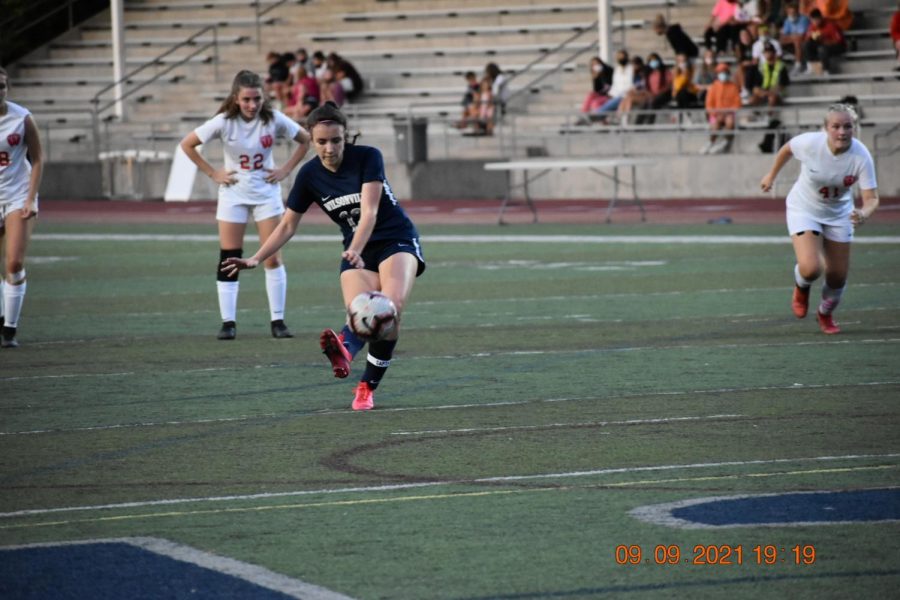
[710,138,730,154]
[699,140,715,154]
[790,63,803,75]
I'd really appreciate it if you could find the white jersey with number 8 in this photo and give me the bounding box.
[786,131,877,224]
[0,101,34,206]
[194,110,300,206]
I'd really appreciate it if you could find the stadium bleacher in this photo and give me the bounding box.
[4,0,898,200]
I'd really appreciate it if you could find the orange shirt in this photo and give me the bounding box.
[816,0,852,31]
[705,80,742,111]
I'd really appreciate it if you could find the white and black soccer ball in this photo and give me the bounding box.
[347,291,397,340]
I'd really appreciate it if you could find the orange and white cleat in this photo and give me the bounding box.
[351,382,375,411]
[792,285,810,318]
[816,311,841,335]
[320,328,352,378]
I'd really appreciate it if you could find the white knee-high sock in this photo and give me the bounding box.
[794,264,815,289]
[265,265,287,321]
[217,281,239,322]
[819,283,845,315]
[3,281,26,328]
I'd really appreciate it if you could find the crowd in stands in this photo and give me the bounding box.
[263,48,364,122]
[575,0,866,154]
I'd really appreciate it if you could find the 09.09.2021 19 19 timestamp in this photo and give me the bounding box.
[615,544,817,566]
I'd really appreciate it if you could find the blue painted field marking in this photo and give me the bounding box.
[630,488,900,529]
[0,537,353,600]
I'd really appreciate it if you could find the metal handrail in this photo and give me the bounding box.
[90,25,220,156]
[0,0,77,32]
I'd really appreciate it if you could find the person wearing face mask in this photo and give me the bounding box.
[618,53,671,125]
[694,49,719,106]
[580,56,614,118]
[673,53,699,109]
[591,50,634,123]
[702,63,742,154]
[759,103,878,335]
[780,1,811,74]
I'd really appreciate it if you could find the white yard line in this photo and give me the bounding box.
[1,453,897,520]
[390,414,746,436]
[33,233,900,244]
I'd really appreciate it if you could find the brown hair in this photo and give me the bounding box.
[217,70,273,123]
[306,101,348,131]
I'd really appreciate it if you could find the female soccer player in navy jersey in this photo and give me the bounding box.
[760,103,880,334]
[222,102,425,410]
[0,67,43,348]
[181,70,310,340]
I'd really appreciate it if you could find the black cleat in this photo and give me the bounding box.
[270,319,293,339]
[1,326,18,348]
[217,321,236,340]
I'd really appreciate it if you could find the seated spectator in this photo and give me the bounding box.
[617,55,649,124]
[749,42,789,107]
[311,50,327,80]
[652,14,699,60]
[801,0,852,31]
[580,56,614,118]
[266,52,293,108]
[695,49,719,106]
[734,27,758,102]
[478,63,509,135]
[751,24,783,62]
[702,63,742,154]
[803,8,845,75]
[673,53,700,108]
[293,48,314,81]
[456,71,481,129]
[704,0,745,54]
[780,2,811,73]
[330,53,364,103]
[891,1,900,72]
[591,49,634,122]
[284,66,319,121]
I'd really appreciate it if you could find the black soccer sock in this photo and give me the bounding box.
[361,339,398,390]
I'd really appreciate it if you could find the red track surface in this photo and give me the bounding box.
[40,197,900,226]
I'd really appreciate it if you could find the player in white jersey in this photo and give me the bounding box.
[760,103,880,334]
[180,70,310,340]
[0,67,43,348]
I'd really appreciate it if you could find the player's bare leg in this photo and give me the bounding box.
[2,209,34,348]
[790,231,823,319]
[816,238,851,334]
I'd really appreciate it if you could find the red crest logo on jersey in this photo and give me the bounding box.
[260,135,273,149]
[7,133,21,147]
[843,175,857,187]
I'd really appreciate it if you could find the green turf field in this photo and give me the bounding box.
[2,221,899,599]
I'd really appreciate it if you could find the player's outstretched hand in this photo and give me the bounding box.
[220,257,259,277]
[342,249,365,269]
[760,173,775,193]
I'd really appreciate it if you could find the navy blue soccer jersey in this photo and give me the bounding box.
[287,145,418,248]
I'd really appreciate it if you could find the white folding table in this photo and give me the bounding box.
[483,157,657,225]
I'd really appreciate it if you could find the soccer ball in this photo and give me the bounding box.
[347,291,397,340]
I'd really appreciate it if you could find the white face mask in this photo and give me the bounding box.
[717,72,729,81]
[592,64,602,73]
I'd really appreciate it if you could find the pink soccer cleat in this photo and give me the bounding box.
[320,328,352,378]
[816,311,841,335]
[351,382,375,411]
[792,286,810,319]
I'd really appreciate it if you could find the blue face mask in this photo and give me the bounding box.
[649,59,661,69]
[717,72,729,82]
